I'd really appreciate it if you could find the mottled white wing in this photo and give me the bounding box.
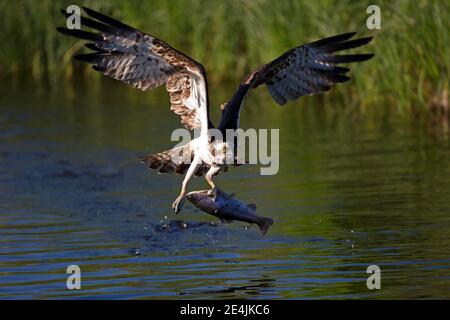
[58,6,210,131]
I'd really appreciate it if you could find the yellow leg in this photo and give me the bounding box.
[172,155,201,213]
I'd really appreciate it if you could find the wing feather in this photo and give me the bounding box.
[58,6,210,131]
[219,32,373,131]
[254,33,374,104]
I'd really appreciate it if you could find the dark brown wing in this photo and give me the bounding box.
[219,32,374,131]
[58,6,210,131]
[252,32,374,105]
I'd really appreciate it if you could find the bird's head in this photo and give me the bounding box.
[213,141,234,165]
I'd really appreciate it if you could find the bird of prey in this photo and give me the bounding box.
[58,7,374,213]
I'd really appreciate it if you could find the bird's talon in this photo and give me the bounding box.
[207,187,218,198]
[172,197,185,214]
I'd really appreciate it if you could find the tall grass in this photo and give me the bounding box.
[1,0,449,113]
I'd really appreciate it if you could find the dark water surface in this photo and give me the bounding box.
[0,82,449,299]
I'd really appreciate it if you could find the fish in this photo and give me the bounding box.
[186,189,274,235]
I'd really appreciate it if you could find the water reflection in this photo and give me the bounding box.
[179,277,277,299]
[0,82,449,299]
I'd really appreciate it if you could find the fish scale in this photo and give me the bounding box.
[186,189,274,235]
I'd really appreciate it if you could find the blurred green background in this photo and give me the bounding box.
[0,0,449,113]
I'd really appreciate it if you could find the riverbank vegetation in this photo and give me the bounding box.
[1,0,448,113]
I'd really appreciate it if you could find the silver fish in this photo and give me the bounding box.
[186,189,274,235]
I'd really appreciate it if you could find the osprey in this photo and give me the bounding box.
[58,7,374,213]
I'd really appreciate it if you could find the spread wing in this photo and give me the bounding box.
[219,32,374,131]
[58,6,211,131]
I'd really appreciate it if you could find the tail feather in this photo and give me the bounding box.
[139,146,187,175]
[139,143,209,176]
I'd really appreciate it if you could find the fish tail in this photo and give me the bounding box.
[258,217,274,236]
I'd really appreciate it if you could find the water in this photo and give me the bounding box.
[0,82,449,299]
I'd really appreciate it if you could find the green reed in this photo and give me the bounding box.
[1,0,448,112]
